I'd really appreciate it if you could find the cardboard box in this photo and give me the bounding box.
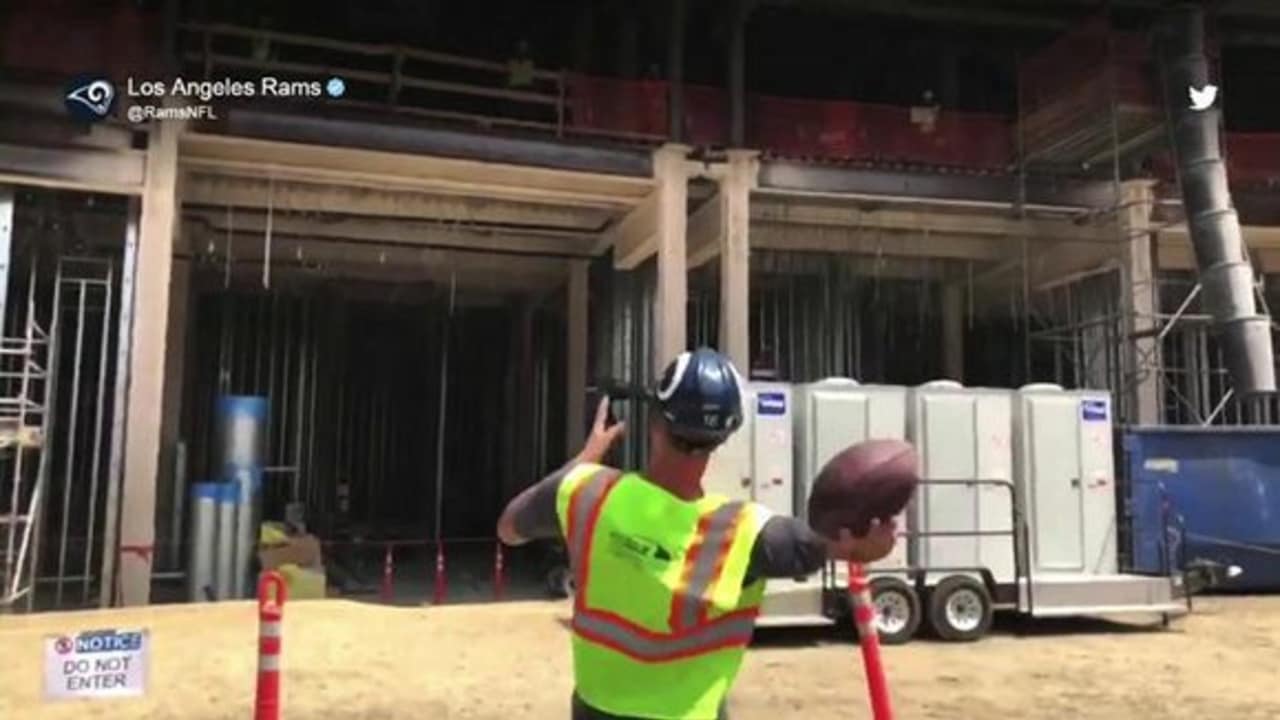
[259,532,323,571]
[278,563,328,600]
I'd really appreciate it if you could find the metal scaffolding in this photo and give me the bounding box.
[0,257,56,612]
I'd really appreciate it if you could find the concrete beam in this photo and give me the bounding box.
[1157,224,1280,251]
[0,143,146,195]
[757,161,1117,210]
[185,208,598,258]
[751,201,1113,243]
[187,226,570,286]
[116,116,184,607]
[180,133,653,208]
[0,108,135,152]
[565,260,589,457]
[200,260,564,294]
[220,107,654,177]
[685,194,724,268]
[1158,240,1280,275]
[183,174,613,231]
[751,224,1009,261]
[607,190,662,268]
[653,145,690,374]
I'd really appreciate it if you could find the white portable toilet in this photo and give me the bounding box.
[792,378,908,572]
[1013,384,1118,576]
[907,381,1016,585]
[702,382,795,517]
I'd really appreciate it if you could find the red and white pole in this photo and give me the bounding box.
[848,561,894,720]
[255,571,288,720]
[380,543,394,603]
[493,540,505,600]
[432,540,447,604]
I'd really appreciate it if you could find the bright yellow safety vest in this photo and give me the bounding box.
[555,463,768,720]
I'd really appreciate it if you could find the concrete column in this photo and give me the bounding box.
[565,259,589,457]
[942,283,964,382]
[1120,179,1160,425]
[719,150,758,371]
[653,144,689,374]
[117,118,183,606]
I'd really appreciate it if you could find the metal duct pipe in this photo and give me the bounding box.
[1159,5,1276,395]
[215,395,268,598]
[188,483,218,602]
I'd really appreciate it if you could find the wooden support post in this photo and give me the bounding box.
[565,260,589,457]
[653,144,690,375]
[117,117,184,606]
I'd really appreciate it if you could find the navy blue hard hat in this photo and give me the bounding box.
[652,348,744,448]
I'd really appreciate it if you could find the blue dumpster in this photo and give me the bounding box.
[1124,426,1280,591]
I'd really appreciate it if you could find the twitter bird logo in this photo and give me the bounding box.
[1188,84,1218,111]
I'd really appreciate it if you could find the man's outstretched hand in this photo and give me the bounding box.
[575,396,627,465]
[825,519,898,564]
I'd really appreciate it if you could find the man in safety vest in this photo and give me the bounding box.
[497,348,897,720]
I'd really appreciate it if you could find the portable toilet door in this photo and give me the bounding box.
[908,382,1016,585]
[749,383,795,517]
[702,401,754,503]
[793,379,908,572]
[1016,385,1118,575]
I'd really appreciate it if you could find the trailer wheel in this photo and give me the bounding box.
[869,577,921,645]
[927,575,993,642]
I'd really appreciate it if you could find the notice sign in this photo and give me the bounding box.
[44,628,148,700]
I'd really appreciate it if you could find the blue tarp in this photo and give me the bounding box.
[1124,427,1280,591]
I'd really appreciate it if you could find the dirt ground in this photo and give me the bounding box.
[3,595,1279,720]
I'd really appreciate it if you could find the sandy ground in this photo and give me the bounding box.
[3,595,1280,720]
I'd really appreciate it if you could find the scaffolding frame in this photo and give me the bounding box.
[1015,10,1277,428]
[0,256,57,612]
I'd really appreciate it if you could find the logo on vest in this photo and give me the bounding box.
[607,531,676,570]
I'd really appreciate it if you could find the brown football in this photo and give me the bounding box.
[807,439,920,539]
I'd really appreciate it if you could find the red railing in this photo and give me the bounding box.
[684,83,731,147]
[1226,133,1280,188]
[564,73,668,141]
[1,0,160,81]
[749,94,1013,169]
[1150,133,1280,189]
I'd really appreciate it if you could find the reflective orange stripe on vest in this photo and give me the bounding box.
[566,470,758,663]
